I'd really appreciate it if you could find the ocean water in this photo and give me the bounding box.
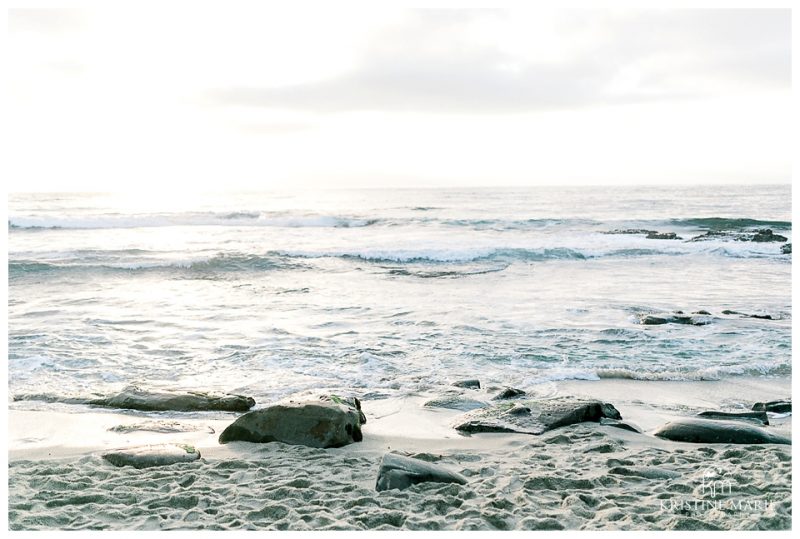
[7,186,792,410]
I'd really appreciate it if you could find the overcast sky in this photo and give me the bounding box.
[7,8,792,190]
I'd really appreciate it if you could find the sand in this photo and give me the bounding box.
[7,377,792,530]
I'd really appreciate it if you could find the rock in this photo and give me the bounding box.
[606,229,657,235]
[375,453,467,492]
[608,466,680,480]
[653,418,790,444]
[451,379,481,389]
[218,394,365,448]
[453,398,621,435]
[102,443,201,469]
[423,396,487,412]
[638,313,711,326]
[696,411,769,425]
[781,243,791,254]
[752,400,791,414]
[750,229,787,243]
[646,232,682,240]
[692,310,712,315]
[689,231,733,242]
[492,387,526,400]
[89,385,255,412]
[721,310,776,320]
[599,417,642,433]
[108,420,216,434]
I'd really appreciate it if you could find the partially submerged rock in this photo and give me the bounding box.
[653,418,790,445]
[375,453,467,492]
[492,387,526,400]
[423,396,487,412]
[90,385,255,412]
[102,443,201,469]
[752,400,791,414]
[696,411,769,425]
[646,232,682,240]
[721,310,777,320]
[451,379,481,389]
[781,243,791,254]
[638,313,712,326]
[218,394,365,448]
[453,398,621,435]
[750,229,787,242]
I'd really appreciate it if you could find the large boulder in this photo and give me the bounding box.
[90,385,255,412]
[653,418,790,444]
[218,395,365,448]
[102,443,201,468]
[453,397,621,435]
[375,453,467,492]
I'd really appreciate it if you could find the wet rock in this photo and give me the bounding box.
[452,379,481,389]
[688,231,733,242]
[599,418,642,433]
[375,453,467,492]
[608,466,680,480]
[102,443,201,469]
[781,243,791,254]
[423,396,487,412]
[752,400,791,414]
[453,398,621,435]
[646,232,682,240]
[492,387,526,400]
[108,420,216,434]
[218,394,365,448]
[89,385,255,412]
[750,229,787,243]
[692,310,712,315]
[721,310,776,320]
[606,229,657,235]
[696,411,769,425]
[638,313,712,326]
[653,418,790,444]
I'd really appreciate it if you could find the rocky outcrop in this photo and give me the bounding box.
[451,379,481,389]
[781,243,791,254]
[638,313,712,326]
[13,386,256,412]
[102,443,201,468]
[721,310,777,320]
[375,453,467,492]
[752,400,791,414]
[453,398,621,435]
[653,418,790,444]
[696,411,769,425]
[218,395,365,448]
[646,232,681,240]
[750,229,787,242]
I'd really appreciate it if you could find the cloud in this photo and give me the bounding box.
[210,9,790,114]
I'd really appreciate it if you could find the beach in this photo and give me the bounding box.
[7,187,792,530]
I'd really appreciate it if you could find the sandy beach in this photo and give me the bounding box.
[8,376,791,531]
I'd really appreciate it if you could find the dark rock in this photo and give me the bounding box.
[638,313,711,326]
[89,385,255,412]
[692,310,712,315]
[218,394,365,448]
[750,229,787,243]
[689,231,733,242]
[696,411,769,425]
[102,443,201,469]
[752,400,791,414]
[646,232,682,240]
[599,417,642,433]
[452,379,481,389]
[108,420,216,434]
[375,453,467,492]
[423,396,487,412]
[492,387,526,400]
[721,310,776,320]
[653,418,790,444]
[453,398,621,435]
[608,466,680,480]
[606,229,657,235]
[781,243,791,254]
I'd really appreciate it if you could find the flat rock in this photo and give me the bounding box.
[696,411,769,425]
[109,420,215,434]
[600,417,642,433]
[453,398,621,435]
[646,232,682,240]
[608,466,680,480]
[653,418,790,445]
[721,310,777,320]
[90,385,255,412]
[638,313,712,326]
[218,394,365,448]
[752,400,791,414]
[492,387,526,400]
[423,396,487,411]
[451,379,481,389]
[102,443,201,469]
[375,453,467,492]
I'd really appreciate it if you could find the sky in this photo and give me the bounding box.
[5,7,793,190]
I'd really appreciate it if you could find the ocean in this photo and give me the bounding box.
[8,185,791,409]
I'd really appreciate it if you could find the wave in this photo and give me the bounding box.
[595,362,791,381]
[8,213,377,230]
